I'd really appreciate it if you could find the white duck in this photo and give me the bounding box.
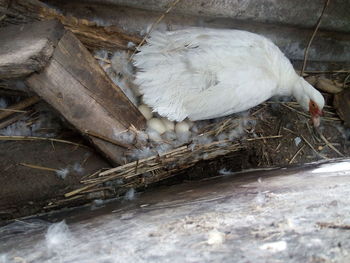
[134,28,324,126]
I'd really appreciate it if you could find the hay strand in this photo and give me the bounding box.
[0,135,87,148]
[301,0,331,75]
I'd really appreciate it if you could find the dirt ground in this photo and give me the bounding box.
[0,134,110,221]
[1,96,349,221]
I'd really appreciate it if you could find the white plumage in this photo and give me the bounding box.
[134,28,324,125]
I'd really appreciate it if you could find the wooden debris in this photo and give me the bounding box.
[305,75,318,86]
[300,134,327,160]
[0,87,29,97]
[0,0,142,51]
[20,162,58,172]
[0,112,27,130]
[23,22,146,164]
[318,132,344,157]
[0,135,87,148]
[65,135,283,199]
[316,78,343,94]
[0,20,64,79]
[289,144,306,164]
[317,222,350,230]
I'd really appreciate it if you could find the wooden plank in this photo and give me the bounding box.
[26,30,146,164]
[0,0,141,51]
[0,19,64,79]
[54,31,145,129]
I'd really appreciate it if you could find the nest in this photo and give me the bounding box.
[43,97,346,209]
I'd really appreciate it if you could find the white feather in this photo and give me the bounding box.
[134,28,324,121]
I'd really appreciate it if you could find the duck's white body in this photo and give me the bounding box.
[134,28,324,122]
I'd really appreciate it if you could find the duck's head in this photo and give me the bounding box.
[293,77,325,127]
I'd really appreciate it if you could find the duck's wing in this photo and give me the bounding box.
[134,29,280,121]
[185,68,278,120]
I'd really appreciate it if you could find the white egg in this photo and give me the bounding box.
[161,118,175,131]
[175,121,190,135]
[138,104,153,120]
[147,118,167,134]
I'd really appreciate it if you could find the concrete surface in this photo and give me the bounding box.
[1,160,350,262]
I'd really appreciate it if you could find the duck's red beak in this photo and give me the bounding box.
[309,100,322,127]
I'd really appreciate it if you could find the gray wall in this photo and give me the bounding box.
[46,0,350,70]
[62,0,350,32]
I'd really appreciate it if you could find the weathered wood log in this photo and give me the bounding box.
[21,21,146,164]
[0,19,64,79]
[0,0,142,51]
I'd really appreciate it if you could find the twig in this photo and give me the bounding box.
[289,144,306,164]
[129,0,182,61]
[94,56,111,64]
[317,132,344,157]
[0,96,40,122]
[20,163,58,172]
[304,69,350,74]
[80,168,109,181]
[251,105,267,116]
[246,135,282,141]
[281,103,340,122]
[266,101,333,110]
[44,195,85,209]
[317,222,350,230]
[283,127,297,135]
[85,130,132,149]
[301,0,331,75]
[300,134,327,159]
[0,112,27,130]
[214,119,231,136]
[65,181,101,198]
[0,135,87,148]
[0,88,28,97]
[281,103,310,118]
[343,74,350,88]
[0,108,27,113]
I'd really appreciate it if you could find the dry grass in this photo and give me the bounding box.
[53,96,346,207]
[0,135,87,148]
